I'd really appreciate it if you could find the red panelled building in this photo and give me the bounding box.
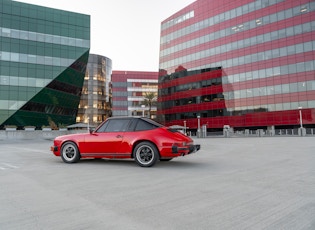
[158,0,315,132]
[112,71,158,117]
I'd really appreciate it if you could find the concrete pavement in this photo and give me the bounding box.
[0,137,314,229]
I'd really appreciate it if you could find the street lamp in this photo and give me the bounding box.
[298,107,303,129]
[141,105,145,117]
[197,116,200,138]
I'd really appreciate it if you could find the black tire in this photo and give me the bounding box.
[160,158,173,162]
[61,142,80,163]
[133,142,159,167]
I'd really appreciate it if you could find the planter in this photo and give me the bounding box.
[42,127,52,131]
[5,127,16,131]
[25,127,35,131]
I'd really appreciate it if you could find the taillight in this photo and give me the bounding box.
[173,142,186,147]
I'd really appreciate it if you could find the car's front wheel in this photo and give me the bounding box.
[61,142,80,163]
[134,142,159,167]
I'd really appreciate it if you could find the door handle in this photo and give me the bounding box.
[116,135,123,138]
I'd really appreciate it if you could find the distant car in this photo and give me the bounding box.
[51,117,200,167]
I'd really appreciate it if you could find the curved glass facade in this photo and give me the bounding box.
[158,0,315,130]
[0,0,90,128]
[77,54,112,126]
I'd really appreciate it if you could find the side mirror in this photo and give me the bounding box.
[89,128,95,134]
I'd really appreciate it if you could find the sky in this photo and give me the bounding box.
[16,0,196,71]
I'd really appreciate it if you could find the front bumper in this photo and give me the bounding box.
[51,146,60,156]
[51,146,58,152]
[172,144,201,154]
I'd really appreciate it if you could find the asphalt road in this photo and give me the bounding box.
[0,137,314,230]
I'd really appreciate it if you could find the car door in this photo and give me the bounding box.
[82,119,131,157]
[117,118,160,154]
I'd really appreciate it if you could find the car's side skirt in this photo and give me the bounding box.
[80,152,131,159]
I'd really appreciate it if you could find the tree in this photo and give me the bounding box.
[143,92,157,118]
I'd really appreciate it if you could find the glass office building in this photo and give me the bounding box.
[77,54,112,126]
[158,0,315,131]
[0,0,90,128]
[112,71,158,118]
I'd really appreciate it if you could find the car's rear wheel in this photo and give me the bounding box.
[61,142,80,163]
[134,142,159,167]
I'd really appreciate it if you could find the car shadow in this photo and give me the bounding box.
[75,158,208,169]
[157,159,210,169]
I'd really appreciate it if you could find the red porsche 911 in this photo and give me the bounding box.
[51,117,200,167]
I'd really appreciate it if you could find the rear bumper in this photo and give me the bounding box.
[189,144,201,154]
[172,144,201,154]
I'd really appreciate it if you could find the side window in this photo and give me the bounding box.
[105,119,130,132]
[96,119,130,132]
[96,122,107,132]
[126,119,137,131]
[135,119,157,131]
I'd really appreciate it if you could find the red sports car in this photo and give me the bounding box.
[51,117,200,167]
